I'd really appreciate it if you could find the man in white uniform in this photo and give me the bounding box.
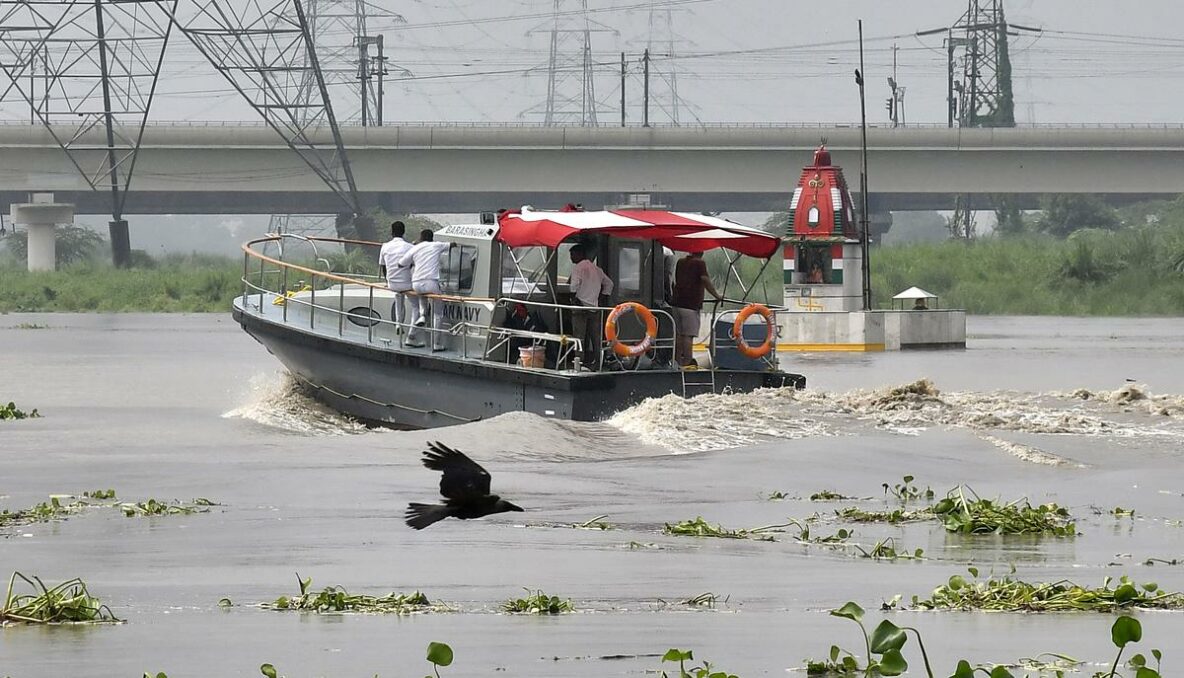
[567,243,613,367]
[378,221,413,333]
[399,229,452,350]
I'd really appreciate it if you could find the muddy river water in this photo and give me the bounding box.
[2,313,1184,677]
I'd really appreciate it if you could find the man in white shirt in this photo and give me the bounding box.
[567,243,613,367]
[378,221,413,333]
[398,228,452,350]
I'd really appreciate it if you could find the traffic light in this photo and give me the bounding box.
[886,98,895,116]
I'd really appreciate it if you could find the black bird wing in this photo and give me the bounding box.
[422,441,492,500]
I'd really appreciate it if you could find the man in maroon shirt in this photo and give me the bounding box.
[669,251,722,368]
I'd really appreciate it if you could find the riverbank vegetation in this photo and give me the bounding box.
[3,196,1183,314]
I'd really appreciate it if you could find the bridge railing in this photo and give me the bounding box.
[8,119,1184,130]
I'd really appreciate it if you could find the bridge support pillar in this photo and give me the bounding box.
[10,194,75,272]
[109,220,131,268]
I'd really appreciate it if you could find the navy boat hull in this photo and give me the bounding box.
[234,306,805,429]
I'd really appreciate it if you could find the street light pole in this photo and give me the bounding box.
[856,19,871,312]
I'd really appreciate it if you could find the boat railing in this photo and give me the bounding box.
[239,234,496,354]
[484,296,678,371]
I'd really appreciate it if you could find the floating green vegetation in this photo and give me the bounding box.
[811,490,864,502]
[663,517,789,541]
[0,494,98,528]
[572,514,614,530]
[805,602,931,677]
[0,401,39,420]
[266,575,433,614]
[883,475,934,503]
[932,488,1076,536]
[660,648,739,678]
[1,572,120,625]
[766,490,790,500]
[853,538,924,561]
[835,506,933,525]
[789,519,854,545]
[1110,506,1136,518]
[83,489,117,500]
[501,589,573,614]
[120,497,215,517]
[912,570,1184,612]
[14,323,48,330]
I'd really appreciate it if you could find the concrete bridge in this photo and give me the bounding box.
[1,123,1181,216]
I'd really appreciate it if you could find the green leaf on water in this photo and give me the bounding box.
[948,575,967,591]
[876,649,908,676]
[1114,583,1139,603]
[426,641,454,667]
[1135,669,1161,678]
[260,664,277,678]
[662,648,693,662]
[829,645,841,662]
[829,601,864,622]
[989,666,1016,678]
[869,619,907,653]
[967,567,979,578]
[1130,654,1147,668]
[217,598,232,607]
[1112,615,1142,647]
[951,660,975,678]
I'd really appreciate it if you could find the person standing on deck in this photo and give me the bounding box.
[670,251,722,368]
[399,229,452,350]
[378,221,413,334]
[567,243,613,368]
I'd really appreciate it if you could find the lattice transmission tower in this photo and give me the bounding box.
[947,0,1022,238]
[0,0,177,267]
[297,0,404,127]
[524,0,613,127]
[641,1,695,126]
[169,0,376,242]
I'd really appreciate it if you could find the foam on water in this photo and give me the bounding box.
[608,378,1184,454]
[222,371,371,435]
[222,369,1184,460]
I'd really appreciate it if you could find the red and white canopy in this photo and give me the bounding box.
[496,207,781,258]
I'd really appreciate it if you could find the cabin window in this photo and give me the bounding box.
[616,243,642,297]
[808,206,820,226]
[502,246,550,296]
[441,245,478,294]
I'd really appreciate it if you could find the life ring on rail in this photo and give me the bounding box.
[733,303,775,359]
[604,302,659,358]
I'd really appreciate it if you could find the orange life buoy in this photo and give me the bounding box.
[604,302,659,358]
[733,303,775,359]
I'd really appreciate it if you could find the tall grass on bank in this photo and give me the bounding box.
[0,255,243,313]
[3,224,1183,315]
[871,227,1184,316]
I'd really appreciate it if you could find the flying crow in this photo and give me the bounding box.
[405,442,524,530]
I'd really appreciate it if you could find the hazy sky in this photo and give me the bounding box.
[4,0,1182,126]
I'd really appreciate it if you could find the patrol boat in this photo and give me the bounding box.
[232,206,805,429]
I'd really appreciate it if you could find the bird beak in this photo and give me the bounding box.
[507,502,525,512]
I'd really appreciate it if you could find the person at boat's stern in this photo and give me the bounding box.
[568,243,614,369]
[670,251,722,368]
[400,229,453,351]
[378,221,414,334]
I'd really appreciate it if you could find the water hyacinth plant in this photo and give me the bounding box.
[1,572,120,625]
[912,569,1184,612]
[501,589,573,614]
[659,648,739,678]
[932,487,1076,536]
[664,517,789,541]
[120,498,216,517]
[0,401,39,420]
[267,574,434,614]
